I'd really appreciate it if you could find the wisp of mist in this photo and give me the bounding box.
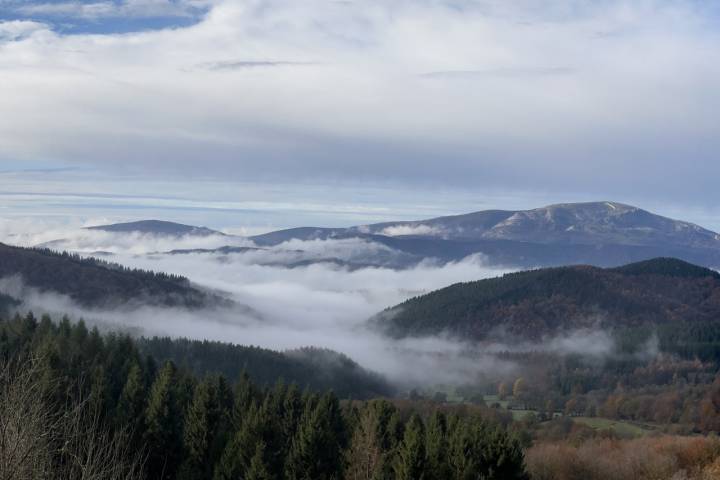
[0,222,638,386]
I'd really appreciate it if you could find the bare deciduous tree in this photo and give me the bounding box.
[0,357,145,480]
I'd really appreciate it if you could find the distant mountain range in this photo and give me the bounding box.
[66,202,720,269]
[372,257,720,342]
[248,201,720,269]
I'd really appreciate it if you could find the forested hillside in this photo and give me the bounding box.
[0,243,226,308]
[0,312,526,480]
[138,337,392,399]
[375,258,720,341]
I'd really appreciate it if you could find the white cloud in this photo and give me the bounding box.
[0,220,522,384]
[0,20,48,41]
[0,0,718,205]
[381,224,442,237]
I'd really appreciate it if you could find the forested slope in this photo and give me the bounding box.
[138,337,392,399]
[375,258,720,341]
[0,243,226,309]
[0,312,526,480]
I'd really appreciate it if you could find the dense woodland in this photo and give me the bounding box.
[137,337,392,399]
[0,312,527,480]
[0,243,224,308]
[4,256,720,478]
[378,258,720,340]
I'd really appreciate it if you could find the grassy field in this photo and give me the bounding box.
[478,395,657,437]
[572,416,656,437]
[483,394,510,409]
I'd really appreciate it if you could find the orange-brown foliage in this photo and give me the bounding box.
[526,436,720,480]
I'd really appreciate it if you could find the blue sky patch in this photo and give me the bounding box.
[0,0,208,34]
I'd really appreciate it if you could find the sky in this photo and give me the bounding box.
[1,0,720,232]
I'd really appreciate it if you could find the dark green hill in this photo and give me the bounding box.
[139,337,392,399]
[0,243,227,309]
[373,258,720,341]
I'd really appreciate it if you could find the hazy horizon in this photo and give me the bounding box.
[2,0,720,233]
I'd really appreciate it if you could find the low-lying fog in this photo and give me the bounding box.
[0,220,639,386]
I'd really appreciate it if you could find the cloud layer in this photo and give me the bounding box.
[1,0,719,205]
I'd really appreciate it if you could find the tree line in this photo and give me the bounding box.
[0,312,527,480]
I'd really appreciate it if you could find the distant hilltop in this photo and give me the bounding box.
[372,257,720,342]
[87,220,224,237]
[50,202,720,270]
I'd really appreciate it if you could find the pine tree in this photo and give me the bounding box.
[447,417,528,480]
[231,370,257,429]
[281,384,303,452]
[394,414,426,480]
[215,400,282,480]
[178,378,215,480]
[285,392,345,480]
[477,425,528,480]
[247,442,274,480]
[447,417,477,480]
[426,411,449,480]
[116,360,147,444]
[144,361,183,480]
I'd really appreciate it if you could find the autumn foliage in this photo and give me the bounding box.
[526,436,720,480]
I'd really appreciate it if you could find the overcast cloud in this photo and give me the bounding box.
[1,0,719,212]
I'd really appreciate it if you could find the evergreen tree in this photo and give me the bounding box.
[426,411,449,480]
[447,417,478,480]
[478,425,527,480]
[178,378,215,480]
[215,399,282,480]
[247,442,274,480]
[447,417,527,480]
[144,361,183,480]
[116,360,147,443]
[231,370,257,429]
[394,414,426,480]
[285,392,345,480]
[88,363,111,417]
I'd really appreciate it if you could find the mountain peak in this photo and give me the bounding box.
[87,220,224,237]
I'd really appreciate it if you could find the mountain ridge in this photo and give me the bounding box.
[87,219,225,237]
[250,201,720,269]
[0,242,229,309]
[372,257,720,342]
[255,202,720,248]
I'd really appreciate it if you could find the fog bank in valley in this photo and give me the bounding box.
[0,223,656,386]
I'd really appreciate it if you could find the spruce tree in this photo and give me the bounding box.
[178,378,215,480]
[246,442,274,480]
[477,425,528,480]
[144,361,183,480]
[285,392,345,480]
[215,400,282,480]
[394,414,426,480]
[447,418,477,480]
[426,411,449,480]
[116,360,147,444]
[231,370,257,429]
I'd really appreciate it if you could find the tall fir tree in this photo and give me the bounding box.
[144,361,183,480]
[246,441,274,480]
[285,392,345,480]
[425,411,449,480]
[394,414,426,480]
[178,377,220,480]
[115,360,147,444]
